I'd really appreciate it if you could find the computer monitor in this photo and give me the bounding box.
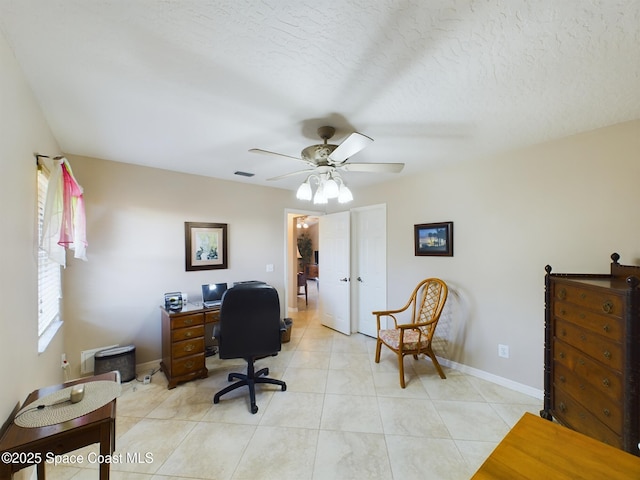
[201,282,228,308]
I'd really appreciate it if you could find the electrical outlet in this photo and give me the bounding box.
[498,344,510,358]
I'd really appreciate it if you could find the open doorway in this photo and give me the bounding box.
[295,214,320,312]
[285,210,322,315]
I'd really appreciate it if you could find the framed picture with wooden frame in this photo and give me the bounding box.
[185,222,228,271]
[414,222,453,257]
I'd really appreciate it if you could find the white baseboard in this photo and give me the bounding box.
[438,356,544,400]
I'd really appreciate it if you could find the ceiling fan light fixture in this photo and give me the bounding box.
[313,183,328,204]
[324,176,339,198]
[296,180,312,201]
[338,184,353,203]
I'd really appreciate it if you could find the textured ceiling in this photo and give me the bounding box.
[1,1,639,192]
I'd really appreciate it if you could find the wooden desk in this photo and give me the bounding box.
[160,304,220,389]
[0,372,118,480]
[472,413,640,479]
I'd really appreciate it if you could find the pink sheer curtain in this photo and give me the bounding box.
[41,157,87,264]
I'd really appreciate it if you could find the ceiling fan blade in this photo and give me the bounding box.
[328,132,373,163]
[339,162,404,173]
[267,169,314,181]
[249,148,313,166]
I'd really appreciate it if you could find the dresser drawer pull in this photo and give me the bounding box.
[183,318,194,325]
[559,375,566,383]
[185,360,194,369]
[603,408,611,417]
[579,384,585,390]
[560,309,566,315]
[185,331,193,337]
[579,333,586,341]
[603,350,611,360]
[578,412,586,420]
[558,288,567,300]
[602,300,614,314]
[579,292,587,300]
[184,343,195,352]
[603,324,610,333]
[578,358,585,366]
[561,329,567,336]
[559,352,565,359]
[602,378,611,387]
[559,402,566,412]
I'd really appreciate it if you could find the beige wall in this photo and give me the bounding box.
[0,30,66,423]
[61,156,299,379]
[351,120,640,390]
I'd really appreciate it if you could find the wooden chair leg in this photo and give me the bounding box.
[374,339,382,363]
[426,348,446,379]
[398,352,406,388]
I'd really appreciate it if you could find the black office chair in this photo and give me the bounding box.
[212,283,287,413]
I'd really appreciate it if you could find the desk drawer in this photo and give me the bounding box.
[172,337,204,359]
[171,325,204,342]
[171,354,205,376]
[170,313,203,329]
[205,310,220,323]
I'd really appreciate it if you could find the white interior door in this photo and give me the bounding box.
[319,211,351,335]
[353,205,387,337]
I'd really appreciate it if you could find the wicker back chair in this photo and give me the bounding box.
[373,278,448,388]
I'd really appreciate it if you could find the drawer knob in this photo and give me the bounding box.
[602,301,614,314]
[184,344,195,352]
[603,350,611,360]
[603,378,611,387]
[603,324,610,333]
[184,318,194,325]
[185,331,193,337]
[559,375,566,383]
[578,358,585,366]
[560,309,566,315]
[559,352,565,359]
[559,402,566,412]
[561,329,567,336]
[603,408,611,417]
[579,333,586,341]
[579,292,587,300]
[558,288,567,300]
[579,384,585,390]
[185,361,194,369]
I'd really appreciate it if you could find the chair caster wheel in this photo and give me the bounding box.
[282,384,287,391]
[251,404,258,414]
[213,397,220,404]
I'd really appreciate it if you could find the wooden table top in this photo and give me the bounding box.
[471,412,640,479]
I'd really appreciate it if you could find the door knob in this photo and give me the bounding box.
[357,277,363,282]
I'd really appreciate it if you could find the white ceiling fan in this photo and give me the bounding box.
[249,126,404,179]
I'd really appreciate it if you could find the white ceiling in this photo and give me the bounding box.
[1,1,639,192]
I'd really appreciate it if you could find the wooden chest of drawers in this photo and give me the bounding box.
[160,305,220,389]
[542,253,640,455]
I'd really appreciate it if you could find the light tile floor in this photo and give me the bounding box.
[47,283,542,480]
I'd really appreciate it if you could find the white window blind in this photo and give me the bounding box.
[37,166,62,337]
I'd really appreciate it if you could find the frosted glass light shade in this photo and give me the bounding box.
[338,184,353,203]
[324,178,339,198]
[296,181,312,200]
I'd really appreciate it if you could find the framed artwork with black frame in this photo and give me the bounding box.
[414,222,453,257]
[185,222,228,271]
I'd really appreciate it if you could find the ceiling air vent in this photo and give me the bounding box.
[234,171,255,177]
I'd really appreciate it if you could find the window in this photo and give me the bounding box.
[37,165,62,350]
